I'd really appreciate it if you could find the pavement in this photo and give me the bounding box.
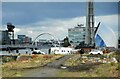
[47,55,73,68]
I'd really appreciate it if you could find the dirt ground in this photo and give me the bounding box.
[1,53,119,77]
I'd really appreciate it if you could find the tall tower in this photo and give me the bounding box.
[85,0,94,46]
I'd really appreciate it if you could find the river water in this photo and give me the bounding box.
[0,49,32,55]
[0,44,58,55]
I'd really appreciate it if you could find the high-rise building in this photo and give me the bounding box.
[68,25,96,46]
[68,26,86,46]
[0,30,11,45]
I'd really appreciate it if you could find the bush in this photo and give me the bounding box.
[2,56,15,63]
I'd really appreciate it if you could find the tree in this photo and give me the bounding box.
[63,36,71,47]
[79,41,85,47]
[70,41,73,43]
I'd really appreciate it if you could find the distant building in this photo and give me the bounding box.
[17,35,32,44]
[0,30,11,45]
[24,36,32,44]
[68,25,97,46]
[14,39,19,45]
[18,35,26,39]
[18,35,26,44]
[95,34,106,47]
[68,26,86,46]
[37,39,59,46]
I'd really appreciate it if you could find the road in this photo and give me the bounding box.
[22,55,73,77]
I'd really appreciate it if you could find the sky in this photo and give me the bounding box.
[1,1,119,48]
[1,0,120,2]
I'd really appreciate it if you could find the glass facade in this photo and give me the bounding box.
[68,26,85,46]
[95,34,106,47]
[18,35,32,44]
[68,26,97,46]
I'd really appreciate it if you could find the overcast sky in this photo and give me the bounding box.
[1,0,120,2]
[1,1,119,47]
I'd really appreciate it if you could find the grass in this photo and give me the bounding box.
[0,65,2,78]
[57,63,118,77]
[64,54,81,66]
[58,52,119,77]
[2,51,120,77]
[2,54,63,77]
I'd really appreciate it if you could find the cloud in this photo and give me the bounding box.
[1,14,118,47]
[28,30,33,34]
[14,28,20,33]
[11,16,85,40]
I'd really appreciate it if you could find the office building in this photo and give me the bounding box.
[18,35,32,44]
[0,30,11,45]
[68,26,86,46]
[68,25,97,46]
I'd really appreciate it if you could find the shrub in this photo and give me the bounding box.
[2,56,15,63]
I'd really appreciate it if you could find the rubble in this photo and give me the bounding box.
[81,55,118,64]
[111,57,118,63]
